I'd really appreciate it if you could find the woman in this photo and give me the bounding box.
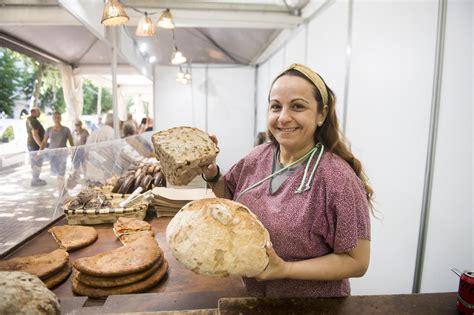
[202,64,373,298]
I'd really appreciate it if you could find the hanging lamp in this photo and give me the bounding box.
[157,8,175,29]
[101,0,129,26]
[136,12,155,36]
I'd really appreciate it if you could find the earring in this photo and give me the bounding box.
[318,121,323,126]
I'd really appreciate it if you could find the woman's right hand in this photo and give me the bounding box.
[201,134,219,179]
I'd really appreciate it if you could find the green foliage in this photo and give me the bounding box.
[1,125,15,142]
[0,48,66,116]
[82,80,112,115]
[0,48,22,116]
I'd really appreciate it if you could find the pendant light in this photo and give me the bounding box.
[171,49,187,65]
[101,0,129,26]
[157,8,175,29]
[136,12,155,36]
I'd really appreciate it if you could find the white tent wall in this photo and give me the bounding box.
[154,65,255,171]
[420,0,472,292]
[254,0,472,294]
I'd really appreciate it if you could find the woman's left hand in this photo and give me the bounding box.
[254,241,290,281]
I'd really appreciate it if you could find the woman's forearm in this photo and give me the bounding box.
[285,246,369,281]
[208,175,232,199]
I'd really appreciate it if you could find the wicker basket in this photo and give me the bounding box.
[64,193,149,225]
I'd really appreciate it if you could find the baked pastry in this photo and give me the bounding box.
[0,249,69,280]
[72,260,168,298]
[151,126,219,185]
[42,262,72,289]
[48,225,98,251]
[73,236,161,277]
[166,198,270,277]
[75,254,163,288]
[118,231,155,245]
[0,271,60,315]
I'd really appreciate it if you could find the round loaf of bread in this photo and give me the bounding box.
[166,198,270,277]
[0,271,60,315]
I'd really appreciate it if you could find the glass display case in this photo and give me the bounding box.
[0,132,156,257]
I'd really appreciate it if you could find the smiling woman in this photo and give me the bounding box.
[201,63,374,298]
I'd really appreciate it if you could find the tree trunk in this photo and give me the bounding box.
[29,62,46,109]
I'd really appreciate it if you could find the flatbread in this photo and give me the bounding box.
[118,231,155,245]
[0,271,60,315]
[72,260,169,298]
[76,254,163,288]
[43,262,72,289]
[113,217,153,236]
[73,236,161,277]
[0,249,69,280]
[167,198,270,277]
[48,225,98,251]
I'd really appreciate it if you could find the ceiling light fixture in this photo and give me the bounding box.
[157,8,175,29]
[136,12,155,36]
[101,0,129,26]
[149,56,157,63]
[171,49,187,65]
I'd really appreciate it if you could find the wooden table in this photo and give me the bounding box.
[5,213,459,314]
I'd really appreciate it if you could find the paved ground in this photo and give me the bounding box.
[0,156,84,257]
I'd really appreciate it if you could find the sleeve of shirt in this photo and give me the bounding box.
[330,174,371,254]
[223,157,247,199]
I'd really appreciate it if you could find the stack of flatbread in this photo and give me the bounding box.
[151,187,215,218]
[113,217,154,245]
[72,236,168,298]
[0,249,71,289]
[48,225,98,251]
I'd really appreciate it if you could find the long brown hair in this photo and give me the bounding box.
[267,69,375,210]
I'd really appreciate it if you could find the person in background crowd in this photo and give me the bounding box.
[122,120,137,137]
[138,117,147,134]
[201,64,373,298]
[91,115,103,132]
[67,120,89,189]
[145,117,153,132]
[38,112,74,195]
[26,107,46,186]
[87,113,114,143]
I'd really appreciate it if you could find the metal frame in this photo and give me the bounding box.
[412,0,447,293]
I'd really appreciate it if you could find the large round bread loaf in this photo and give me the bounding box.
[166,198,270,277]
[0,271,60,315]
[151,126,219,186]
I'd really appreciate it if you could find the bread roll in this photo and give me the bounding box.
[166,198,269,277]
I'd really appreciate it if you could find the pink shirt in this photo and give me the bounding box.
[224,142,370,298]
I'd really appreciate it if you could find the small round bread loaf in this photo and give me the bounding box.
[0,271,60,315]
[166,198,270,277]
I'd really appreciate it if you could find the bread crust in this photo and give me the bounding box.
[73,236,161,277]
[48,225,98,252]
[166,198,270,277]
[72,260,168,298]
[0,249,69,280]
[152,127,219,185]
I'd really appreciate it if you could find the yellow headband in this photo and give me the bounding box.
[278,63,328,105]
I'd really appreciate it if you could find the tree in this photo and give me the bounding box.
[0,48,22,116]
[82,80,112,115]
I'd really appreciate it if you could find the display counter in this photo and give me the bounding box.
[5,214,458,314]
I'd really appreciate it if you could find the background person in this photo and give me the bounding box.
[38,112,74,195]
[202,64,373,298]
[26,107,46,186]
[68,119,89,189]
